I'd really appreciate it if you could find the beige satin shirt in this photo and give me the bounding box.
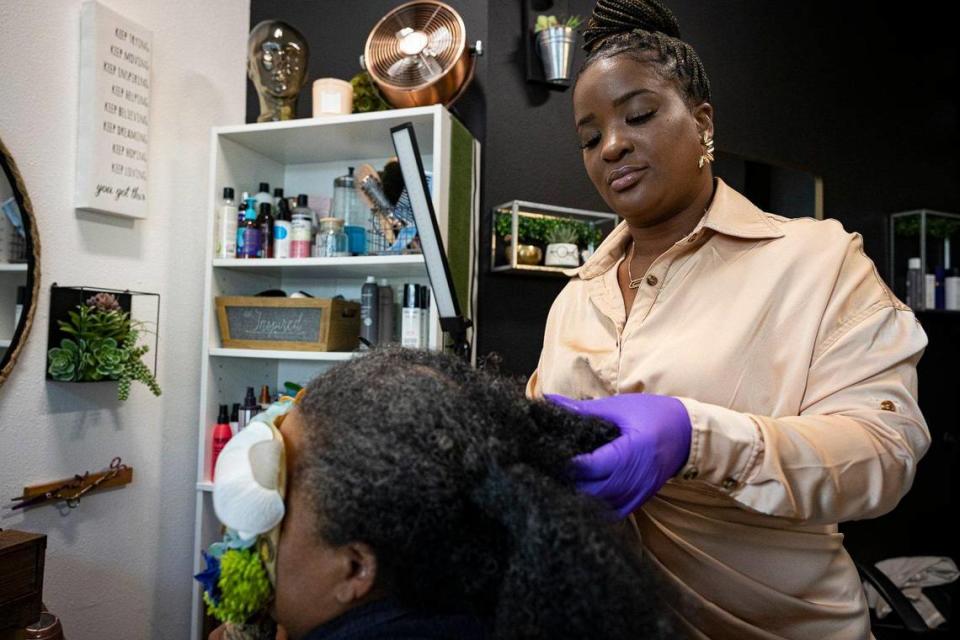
[526,178,930,639]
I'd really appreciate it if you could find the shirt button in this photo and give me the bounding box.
[646,274,658,286]
[722,477,739,490]
[880,400,896,412]
[681,466,699,480]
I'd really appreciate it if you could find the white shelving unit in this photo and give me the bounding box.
[190,105,479,639]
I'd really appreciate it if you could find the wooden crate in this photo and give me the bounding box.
[0,530,46,632]
[215,296,360,352]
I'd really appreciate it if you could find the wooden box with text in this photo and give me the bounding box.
[215,296,360,352]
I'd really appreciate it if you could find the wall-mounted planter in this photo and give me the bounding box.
[536,26,577,86]
[45,284,161,400]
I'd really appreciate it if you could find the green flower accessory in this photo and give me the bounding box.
[202,547,273,625]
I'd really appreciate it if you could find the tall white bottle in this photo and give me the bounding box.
[215,187,238,258]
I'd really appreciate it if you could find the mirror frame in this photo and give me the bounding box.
[0,135,41,387]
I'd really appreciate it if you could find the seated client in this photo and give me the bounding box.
[214,349,670,639]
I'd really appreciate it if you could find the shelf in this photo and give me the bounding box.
[197,482,213,492]
[212,255,427,279]
[213,105,441,165]
[0,339,11,348]
[0,263,27,272]
[209,348,357,361]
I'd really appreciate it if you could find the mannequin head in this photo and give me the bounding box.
[247,20,309,122]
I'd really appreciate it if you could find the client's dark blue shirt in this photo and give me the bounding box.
[302,598,489,640]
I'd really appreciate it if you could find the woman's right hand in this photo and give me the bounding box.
[545,393,693,518]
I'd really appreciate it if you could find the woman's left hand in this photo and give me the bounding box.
[545,393,693,518]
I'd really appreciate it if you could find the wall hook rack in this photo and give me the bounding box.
[8,457,133,510]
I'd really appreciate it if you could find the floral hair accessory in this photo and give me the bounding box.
[195,394,298,634]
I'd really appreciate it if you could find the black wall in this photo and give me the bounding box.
[248,0,959,376]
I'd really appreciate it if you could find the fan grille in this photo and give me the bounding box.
[367,2,465,88]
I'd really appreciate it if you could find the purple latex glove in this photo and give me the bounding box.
[545,393,693,518]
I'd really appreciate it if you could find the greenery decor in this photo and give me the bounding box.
[496,212,604,248]
[534,14,584,32]
[495,211,549,245]
[47,292,161,401]
[350,71,392,113]
[545,220,580,245]
[894,216,960,239]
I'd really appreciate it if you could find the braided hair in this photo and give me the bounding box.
[579,0,712,107]
[298,348,671,639]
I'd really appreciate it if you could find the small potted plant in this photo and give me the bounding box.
[534,14,583,86]
[495,211,548,265]
[544,219,582,267]
[47,291,161,400]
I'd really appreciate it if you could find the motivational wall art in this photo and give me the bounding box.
[75,1,152,219]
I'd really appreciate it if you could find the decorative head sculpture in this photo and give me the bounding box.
[247,20,309,122]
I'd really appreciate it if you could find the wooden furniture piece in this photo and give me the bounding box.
[0,530,46,634]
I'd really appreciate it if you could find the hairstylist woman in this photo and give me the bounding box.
[526,1,931,637]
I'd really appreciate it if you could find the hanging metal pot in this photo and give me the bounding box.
[536,26,577,86]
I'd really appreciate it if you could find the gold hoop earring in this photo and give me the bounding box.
[698,132,715,169]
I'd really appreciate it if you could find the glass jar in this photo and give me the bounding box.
[314,217,349,257]
[331,167,367,255]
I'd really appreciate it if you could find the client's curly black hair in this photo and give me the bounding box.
[298,348,670,639]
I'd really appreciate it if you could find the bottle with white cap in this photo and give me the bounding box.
[906,257,924,310]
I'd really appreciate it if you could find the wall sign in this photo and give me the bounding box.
[75,1,152,219]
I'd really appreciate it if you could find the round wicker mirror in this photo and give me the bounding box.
[0,135,41,387]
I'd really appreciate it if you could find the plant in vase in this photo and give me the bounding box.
[534,15,584,85]
[495,211,548,265]
[47,292,161,400]
[544,220,582,267]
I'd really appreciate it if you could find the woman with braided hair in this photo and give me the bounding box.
[528,0,930,637]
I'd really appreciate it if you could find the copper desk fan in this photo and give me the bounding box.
[362,0,483,108]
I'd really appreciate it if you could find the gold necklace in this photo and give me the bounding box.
[626,241,643,289]
[625,206,709,289]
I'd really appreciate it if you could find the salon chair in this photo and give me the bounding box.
[855,558,954,638]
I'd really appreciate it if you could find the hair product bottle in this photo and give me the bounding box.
[229,403,240,436]
[215,187,238,258]
[360,276,380,348]
[402,283,419,348]
[257,202,274,259]
[906,257,924,310]
[240,202,261,259]
[273,192,292,259]
[211,404,233,480]
[236,193,248,259]
[255,182,271,209]
[259,384,272,411]
[238,386,258,430]
[378,279,394,345]
[419,285,431,348]
[290,194,313,258]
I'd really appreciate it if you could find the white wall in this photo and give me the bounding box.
[0,1,249,637]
